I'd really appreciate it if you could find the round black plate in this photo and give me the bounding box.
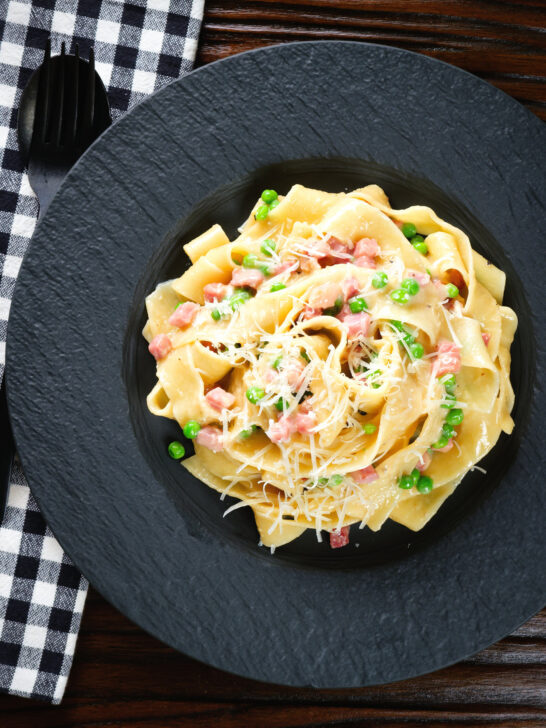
[7,42,546,687]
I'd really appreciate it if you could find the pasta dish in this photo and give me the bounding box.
[143,184,517,550]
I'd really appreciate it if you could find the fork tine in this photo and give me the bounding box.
[32,39,51,143]
[51,42,66,146]
[63,44,79,144]
[81,47,95,137]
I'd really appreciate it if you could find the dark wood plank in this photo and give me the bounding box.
[1,3,544,725]
[196,0,546,120]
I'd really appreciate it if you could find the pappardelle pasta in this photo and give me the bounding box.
[143,184,517,550]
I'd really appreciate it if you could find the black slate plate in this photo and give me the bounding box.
[6,42,546,687]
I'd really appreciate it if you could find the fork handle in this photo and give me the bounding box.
[29,159,72,219]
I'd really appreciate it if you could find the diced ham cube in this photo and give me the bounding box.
[353,255,376,269]
[205,387,235,412]
[148,334,172,361]
[302,238,330,260]
[482,332,491,346]
[300,304,321,321]
[230,267,264,289]
[203,283,231,302]
[168,302,200,328]
[416,451,432,472]
[341,276,360,301]
[308,282,343,310]
[432,439,454,453]
[354,237,379,259]
[267,415,297,444]
[338,312,371,339]
[329,526,350,549]
[350,465,379,484]
[295,410,316,434]
[285,358,306,391]
[325,236,352,262]
[432,339,461,377]
[272,259,298,275]
[196,426,224,452]
[300,256,321,273]
[406,269,430,286]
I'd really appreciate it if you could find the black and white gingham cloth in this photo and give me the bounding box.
[0,0,204,703]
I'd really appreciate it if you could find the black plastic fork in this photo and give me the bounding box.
[0,41,111,525]
[18,39,112,216]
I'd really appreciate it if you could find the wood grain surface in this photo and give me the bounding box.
[2,1,545,725]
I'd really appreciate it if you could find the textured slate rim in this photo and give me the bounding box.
[6,41,546,688]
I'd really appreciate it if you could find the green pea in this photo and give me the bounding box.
[390,320,405,332]
[401,222,417,239]
[349,296,368,313]
[362,423,377,434]
[261,238,276,256]
[323,295,344,316]
[258,262,272,276]
[411,234,425,243]
[168,441,185,459]
[269,199,280,210]
[442,423,456,439]
[255,205,270,221]
[243,253,258,268]
[403,332,415,345]
[440,374,457,394]
[401,278,420,296]
[261,189,278,204]
[410,468,421,487]
[441,392,457,409]
[371,381,381,389]
[246,386,265,404]
[446,408,464,426]
[318,477,329,487]
[399,474,413,489]
[416,475,434,494]
[446,283,459,298]
[372,271,388,289]
[211,309,221,321]
[409,342,424,359]
[272,356,282,370]
[329,474,344,487]
[229,290,252,310]
[300,349,310,362]
[270,282,286,292]
[432,434,449,449]
[275,397,289,412]
[239,425,259,439]
[183,421,201,439]
[390,289,411,305]
[412,240,428,255]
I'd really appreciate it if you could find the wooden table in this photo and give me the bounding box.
[2,2,545,724]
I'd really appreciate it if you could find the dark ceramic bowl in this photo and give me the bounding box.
[7,42,546,687]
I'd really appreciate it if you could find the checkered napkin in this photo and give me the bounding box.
[0,0,204,703]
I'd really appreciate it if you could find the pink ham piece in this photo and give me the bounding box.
[301,238,330,260]
[354,237,379,259]
[196,426,224,452]
[300,256,321,273]
[406,269,430,286]
[285,358,306,390]
[308,282,343,310]
[354,255,376,269]
[168,302,200,328]
[230,267,264,289]
[341,276,360,301]
[432,339,461,377]
[267,415,297,444]
[350,465,379,484]
[338,312,371,340]
[203,283,231,302]
[148,334,172,361]
[300,304,321,321]
[272,259,298,275]
[205,387,235,412]
[416,451,432,472]
[482,332,491,346]
[329,526,350,549]
[324,236,352,263]
[295,410,316,434]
